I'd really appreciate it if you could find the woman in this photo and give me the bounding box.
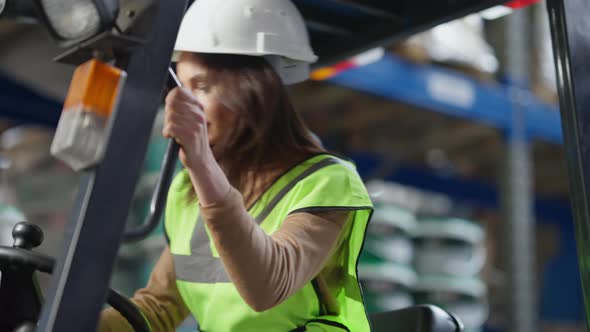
[100,0,373,331]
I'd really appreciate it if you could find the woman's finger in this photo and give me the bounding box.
[165,87,189,104]
[168,103,206,123]
[163,112,205,141]
[164,114,204,139]
[165,96,201,111]
[163,125,184,144]
[163,122,203,143]
[162,123,172,138]
[167,106,206,126]
[166,96,202,123]
[165,87,202,107]
[164,87,181,105]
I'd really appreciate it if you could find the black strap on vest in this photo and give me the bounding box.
[287,318,351,332]
[289,327,307,332]
[311,278,326,316]
[254,157,342,223]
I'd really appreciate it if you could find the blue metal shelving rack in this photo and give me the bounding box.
[328,53,562,144]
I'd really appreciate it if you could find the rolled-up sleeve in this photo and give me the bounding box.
[201,186,349,312]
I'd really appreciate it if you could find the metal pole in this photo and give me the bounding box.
[546,0,590,327]
[36,1,188,331]
[500,7,537,332]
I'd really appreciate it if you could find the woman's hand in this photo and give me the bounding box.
[163,87,212,169]
[163,87,231,206]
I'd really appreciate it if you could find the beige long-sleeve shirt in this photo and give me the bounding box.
[99,175,352,332]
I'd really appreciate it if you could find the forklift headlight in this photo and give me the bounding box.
[36,0,119,40]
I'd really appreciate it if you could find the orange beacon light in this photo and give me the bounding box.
[51,59,126,171]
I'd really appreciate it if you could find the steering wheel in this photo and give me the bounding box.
[0,222,150,332]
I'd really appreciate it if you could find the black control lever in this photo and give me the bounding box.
[12,222,43,250]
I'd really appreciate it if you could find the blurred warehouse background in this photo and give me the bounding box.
[0,1,582,332]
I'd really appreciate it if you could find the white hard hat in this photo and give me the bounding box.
[174,0,318,85]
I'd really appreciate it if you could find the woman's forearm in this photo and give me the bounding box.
[200,187,347,312]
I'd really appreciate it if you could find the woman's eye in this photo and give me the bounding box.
[196,84,209,92]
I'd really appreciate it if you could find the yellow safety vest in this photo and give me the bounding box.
[165,154,373,331]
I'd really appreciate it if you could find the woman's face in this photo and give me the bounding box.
[176,52,238,148]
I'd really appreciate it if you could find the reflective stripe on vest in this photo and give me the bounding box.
[173,157,342,283]
[165,154,373,332]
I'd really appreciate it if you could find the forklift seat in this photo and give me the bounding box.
[369,305,464,332]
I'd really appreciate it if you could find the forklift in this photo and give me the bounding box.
[0,0,586,331]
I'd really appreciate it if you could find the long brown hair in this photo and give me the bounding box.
[183,53,324,202]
